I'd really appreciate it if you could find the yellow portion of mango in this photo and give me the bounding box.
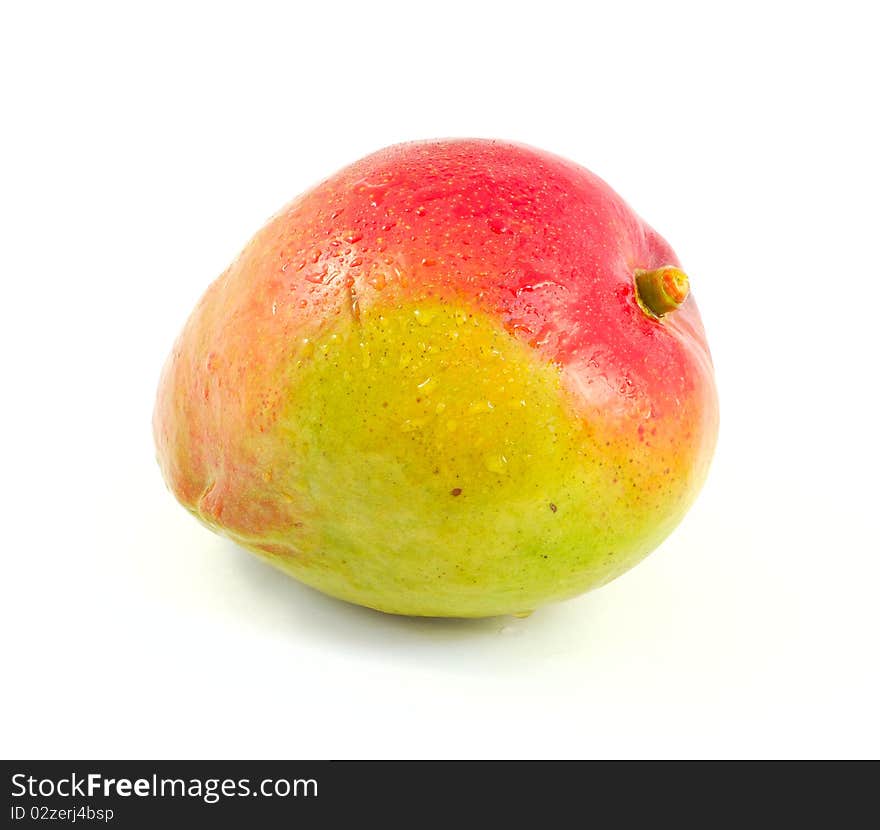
[231,301,674,617]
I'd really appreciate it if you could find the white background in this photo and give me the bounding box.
[2,1,878,759]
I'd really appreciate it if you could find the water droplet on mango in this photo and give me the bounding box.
[484,454,509,474]
[413,308,436,326]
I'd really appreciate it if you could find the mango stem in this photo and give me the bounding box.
[634,266,690,317]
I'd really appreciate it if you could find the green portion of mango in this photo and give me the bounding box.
[238,301,665,617]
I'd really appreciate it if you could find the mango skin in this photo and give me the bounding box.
[154,139,718,617]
